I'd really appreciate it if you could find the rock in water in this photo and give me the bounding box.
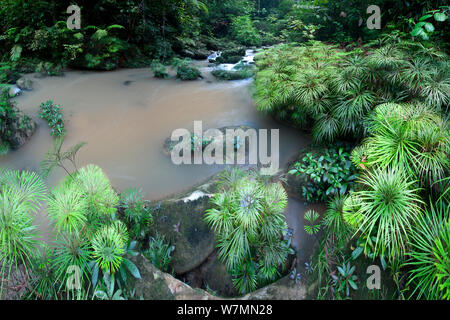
[9,85,21,97]
[182,190,213,203]
[16,77,33,90]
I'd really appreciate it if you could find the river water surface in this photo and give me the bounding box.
[1,65,316,257]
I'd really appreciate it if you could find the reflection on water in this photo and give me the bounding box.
[1,67,311,241]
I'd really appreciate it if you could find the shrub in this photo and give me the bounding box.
[288,143,359,202]
[0,169,47,290]
[343,167,423,262]
[231,16,262,47]
[176,64,202,80]
[212,64,256,81]
[405,201,450,300]
[150,61,169,79]
[205,168,292,294]
[39,100,65,137]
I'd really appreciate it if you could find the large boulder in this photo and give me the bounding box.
[132,254,310,300]
[132,254,217,300]
[8,113,36,150]
[200,252,238,297]
[151,196,216,275]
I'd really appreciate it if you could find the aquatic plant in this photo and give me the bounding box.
[211,64,256,81]
[361,103,450,192]
[51,232,92,289]
[47,183,88,234]
[322,196,353,248]
[176,64,202,81]
[27,246,59,300]
[74,165,119,229]
[39,100,65,137]
[254,41,449,144]
[304,210,321,236]
[150,61,169,79]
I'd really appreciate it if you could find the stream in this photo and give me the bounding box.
[1,57,321,265]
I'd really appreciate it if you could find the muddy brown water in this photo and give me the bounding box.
[1,66,316,249]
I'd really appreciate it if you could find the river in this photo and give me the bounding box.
[1,63,321,264]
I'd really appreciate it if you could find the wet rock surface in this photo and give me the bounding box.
[16,77,33,91]
[132,254,310,300]
[151,196,216,275]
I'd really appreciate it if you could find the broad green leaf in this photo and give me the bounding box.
[352,247,364,260]
[419,14,433,21]
[434,12,447,21]
[123,258,141,279]
[424,22,435,32]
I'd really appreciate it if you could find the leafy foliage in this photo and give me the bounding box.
[343,167,423,262]
[254,41,449,145]
[0,88,34,154]
[0,169,47,293]
[404,201,450,300]
[119,188,153,241]
[204,168,291,294]
[39,100,65,137]
[289,144,359,202]
[143,234,175,273]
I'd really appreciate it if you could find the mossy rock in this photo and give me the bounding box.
[181,48,210,60]
[201,252,238,297]
[212,66,256,81]
[16,77,33,90]
[222,47,246,58]
[150,196,216,274]
[215,55,242,64]
[132,254,217,300]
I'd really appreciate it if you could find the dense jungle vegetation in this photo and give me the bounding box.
[0,0,449,301]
